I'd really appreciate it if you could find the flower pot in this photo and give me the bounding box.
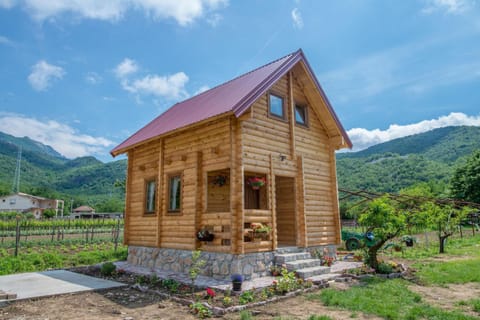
[197,233,214,242]
[232,281,242,291]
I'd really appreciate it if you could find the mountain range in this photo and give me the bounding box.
[0,132,126,212]
[336,126,480,193]
[1,126,479,211]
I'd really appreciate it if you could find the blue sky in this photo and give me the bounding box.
[0,0,479,161]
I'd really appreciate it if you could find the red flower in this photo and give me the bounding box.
[206,287,216,298]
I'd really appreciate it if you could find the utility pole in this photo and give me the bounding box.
[12,146,22,193]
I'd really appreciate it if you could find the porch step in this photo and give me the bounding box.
[296,266,331,279]
[275,247,303,254]
[275,252,311,264]
[285,258,322,271]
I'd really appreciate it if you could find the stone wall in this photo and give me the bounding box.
[128,246,275,280]
[128,245,337,280]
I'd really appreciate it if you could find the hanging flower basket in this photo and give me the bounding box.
[248,177,266,190]
[212,175,227,187]
[197,229,214,242]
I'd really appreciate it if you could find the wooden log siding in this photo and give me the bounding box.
[239,73,340,250]
[126,142,160,247]
[123,68,343,253]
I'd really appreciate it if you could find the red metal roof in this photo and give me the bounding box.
[111,49,351,156]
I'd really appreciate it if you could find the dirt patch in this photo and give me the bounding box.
[0,286,381,320]
[0,288,195,320]
[409,282,480,315]
[223,295,383,319]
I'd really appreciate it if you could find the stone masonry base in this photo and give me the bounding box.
[127,245,337,280]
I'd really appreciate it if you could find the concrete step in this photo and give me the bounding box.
[275,252,311,264]
[285,259,322,271]
[275,247,303,254]
[295,266,331,279]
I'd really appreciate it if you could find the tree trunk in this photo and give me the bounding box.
[439,235,448,253]
[366,240,387,270]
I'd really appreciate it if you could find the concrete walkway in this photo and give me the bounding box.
[0,270,125,302]
[115,260,363,291]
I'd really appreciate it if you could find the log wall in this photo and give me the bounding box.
[124,66,342,253]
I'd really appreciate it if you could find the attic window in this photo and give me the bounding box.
[295,104,308,126]
[268,93,285,119]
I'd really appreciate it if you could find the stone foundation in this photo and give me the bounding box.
[127,245,337,280]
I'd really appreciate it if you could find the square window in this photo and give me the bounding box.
[295,104,308,126]
[145,179,156,214]
[168,174,182,212]
[269,93,285,119]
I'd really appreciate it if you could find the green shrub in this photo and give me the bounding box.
[189,302,212,318]
[239,290,255,305]
[100,261,116,276]
[376,262,393,274]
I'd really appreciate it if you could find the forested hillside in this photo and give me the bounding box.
[0,132,126,213]
[1,126,479,213]
[336,126,480,194]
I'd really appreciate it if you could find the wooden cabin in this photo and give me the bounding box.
[111,49,352,279]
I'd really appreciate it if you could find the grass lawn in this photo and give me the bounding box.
[307,233,480,320]
[0,242,127,275]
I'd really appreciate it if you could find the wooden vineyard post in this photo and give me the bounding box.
[14,216,20,257]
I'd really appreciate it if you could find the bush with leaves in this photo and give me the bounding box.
[358,196,407,270]
[189,250,206,289]
[100,261,116,276]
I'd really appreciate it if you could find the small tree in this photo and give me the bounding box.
[421,202,468,253]
[189,250,206,291]
[451,150,480,203]
[42,208,56,219]
[358,197,407,270]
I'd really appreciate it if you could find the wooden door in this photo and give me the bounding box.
[275,176,296,246]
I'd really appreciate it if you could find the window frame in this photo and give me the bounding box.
[294,103,309,127]
[268,92,287,121]
[167,173,182,214]
[144,178,157,215]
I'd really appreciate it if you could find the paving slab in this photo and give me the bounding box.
[0,270,125,302]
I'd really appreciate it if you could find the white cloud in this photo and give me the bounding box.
[114,58,138,79]
[123,72,189,100]
[291,8,303,29]
[0,113,114,158]
[347,112,480,151]
[0,35,13,46]
[85,71,102,84]
[115,58,190,101]
[206,13,222,27]
[0,0,14,9]
[422,0,474,14]
[27,60,65,91]
[2,0,228,26]
[194,85,210,95]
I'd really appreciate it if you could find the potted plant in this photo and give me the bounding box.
[247,176,266,190]
[231,273,243,291]
[270,265,281,276]
[402,235,415,247]
[197,228,214,242]
[250,223,271,241]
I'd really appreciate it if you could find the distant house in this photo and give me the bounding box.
[71,205,95,218]
[111,49,351,279]
[0,192,64,219]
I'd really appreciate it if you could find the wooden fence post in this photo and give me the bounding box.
[15,216,21,257]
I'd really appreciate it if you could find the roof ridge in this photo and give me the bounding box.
[173,50,298,106]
